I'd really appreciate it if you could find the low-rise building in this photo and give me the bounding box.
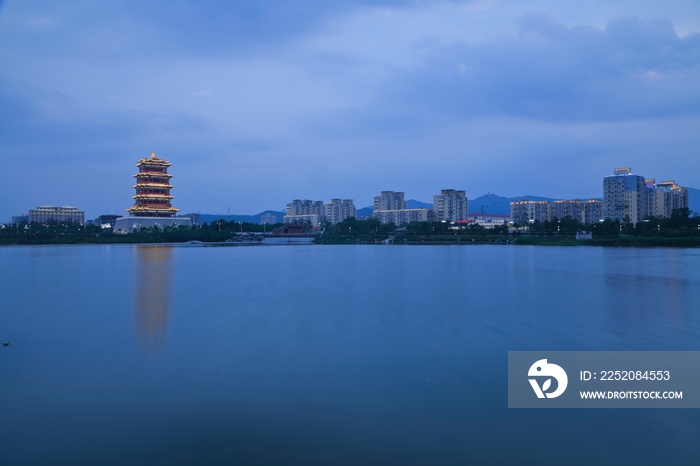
[465,213,509,228]
[582,199,604,224]
[510,199,603,225]
[28,206,85,225]
[373,208,435,224]
[284,214,322,227]
[11,214,29,224]
[188,213,202,226]
[260,212,278,224]
[273,223,309,234]
[510,201,549,224]
[95,214,121,229]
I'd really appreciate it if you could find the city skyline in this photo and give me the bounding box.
[1,0,699,221]
[6,177,699,223]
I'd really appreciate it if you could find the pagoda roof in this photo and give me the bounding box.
[131,196,173,202]
[135,151,172,167]
[133,183,173,189]
[131,193,173,199]
[126,206,180,212]
[134,172,173,178]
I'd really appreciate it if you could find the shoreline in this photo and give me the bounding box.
[2,237,699,248]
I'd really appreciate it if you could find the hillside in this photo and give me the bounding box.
[185,210,285,225]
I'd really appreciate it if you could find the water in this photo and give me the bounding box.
[1,244,700,465]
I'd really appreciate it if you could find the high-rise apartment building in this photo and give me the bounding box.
[284,199,326,226]
[603,168,647,224]
[604,169,687,223]
[433,189,468,223]
[374,191,406,211]
[372,191,434,224]
[645,179,689,218]
[325,199,356,224]
[286,199,325,217]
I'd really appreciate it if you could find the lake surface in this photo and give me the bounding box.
[1,244,700,465]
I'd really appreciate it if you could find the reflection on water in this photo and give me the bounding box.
[3,245,700,465]
[135,245,172,349]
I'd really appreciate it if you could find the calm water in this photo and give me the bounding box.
[1,244,700,465]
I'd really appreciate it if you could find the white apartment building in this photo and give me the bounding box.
[645,179,689,218]
[433,189,468,222]
[373,208,435,225]
[325,199,356,224]
[374,191,406,211]
[604,169,688,223]
[28,206,85,225]
[603,168,647,224]
[284,199,325,226]
[509,199,603,225]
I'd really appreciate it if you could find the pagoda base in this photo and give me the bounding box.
[113,216,193,234]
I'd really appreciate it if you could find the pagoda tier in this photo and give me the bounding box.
[126,152,180,218]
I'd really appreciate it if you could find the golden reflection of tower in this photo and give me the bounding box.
[135,245,172,349]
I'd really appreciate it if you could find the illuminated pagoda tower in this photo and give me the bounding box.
[113,152,192,233]
[127,152,179,217]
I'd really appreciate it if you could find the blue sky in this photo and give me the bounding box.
[1,0,699,219]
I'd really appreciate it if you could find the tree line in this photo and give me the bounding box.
[0,219,283,245]
[2,208,698,245]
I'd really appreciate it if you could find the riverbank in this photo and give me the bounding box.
[3,233,700,247]
[320,233,700,247]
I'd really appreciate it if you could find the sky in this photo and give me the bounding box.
[1,0,699,219]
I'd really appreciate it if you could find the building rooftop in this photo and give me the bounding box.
[135,151,172,167]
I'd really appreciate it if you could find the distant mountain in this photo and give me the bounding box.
[356,206,373,219]
[406,199,432,209]
[689,188,700,215]
[468,194,559,216]
[185,210,285,225]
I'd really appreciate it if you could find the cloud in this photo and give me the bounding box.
[191,89,213,96]
[640,70,661,80]
[1,0,700,220]
[331,14,700,127]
